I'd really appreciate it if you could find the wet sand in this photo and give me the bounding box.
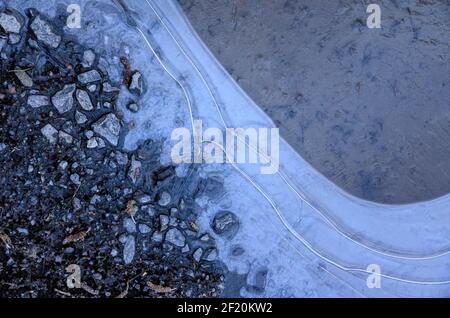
[179,0,450,204]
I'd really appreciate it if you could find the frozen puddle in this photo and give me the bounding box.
[179,0,450,205]
[5,0,450,297]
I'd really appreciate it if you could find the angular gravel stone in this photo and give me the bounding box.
[78,70,102,85]
[127,102,139,113]
[75,111,88,124]
[138,224,151,234]
[85,131,94,139]
[128,156,141,184]
[40,124,58,144]
[0,12,21,33]
[92,113,120,146]
[30,15,61,48]
[15,71,33,87]
[52,84,75,114]
[123,235,135,264]
[193,248,203,262]
[212,211,240,239]
[58,161,68,170]
[86,137,98,149]
[70,173,81,185]
[165,228,185,247]
[28,95,49,108]
[76,89,94,111]
[123,218,136,234]
[16,227,29,236]
[129,71,143,95]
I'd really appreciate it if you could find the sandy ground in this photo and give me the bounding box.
[178,0,450,204]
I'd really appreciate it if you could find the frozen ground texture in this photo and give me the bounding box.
[180,0,450,204]
[2,0,450,297]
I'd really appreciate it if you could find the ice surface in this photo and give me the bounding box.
[126,0,450,297]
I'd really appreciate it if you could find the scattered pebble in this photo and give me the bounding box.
[138,224,151,234]
[92,113,121,146]
[58,160,68,170]
[0,11,21,34]
[28,95,49,108]
[165,228,186,247]
[15,70,33,87]
[16,227,28,236]
[78,70,102,85]
[30,15,61,48]
[70,173,81,185]
[193,248,203,262]
[123,235,136,264]
[123,218,136,234]
[87,137,98,149]
[127,102,139,113]
[212,211,240,239]
[128,156,141,184]
[52,84,76,114]
[76,89,94,111]
[75,111,88,124]
[40,124,58,144]
[129,71,143,95]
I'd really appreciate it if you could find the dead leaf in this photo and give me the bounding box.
[147,281,176,294]
[63,228,90,245]
[126,200,136,217]
[120,56,132,86]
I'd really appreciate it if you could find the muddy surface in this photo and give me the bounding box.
[179,0,450,204]
[0,7,225,298]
